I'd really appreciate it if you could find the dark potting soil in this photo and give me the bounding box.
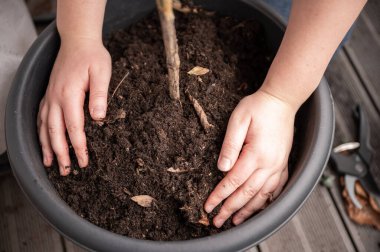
[47,10,275,240]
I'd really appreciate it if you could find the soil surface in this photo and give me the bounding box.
[48,9,274,240]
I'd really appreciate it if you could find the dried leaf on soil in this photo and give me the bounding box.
[131,195,156,207]
[167,167,188,173]
[187,66,210,76]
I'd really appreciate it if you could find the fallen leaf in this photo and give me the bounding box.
[167,167,188,173]
[131,195,155,207]
[187,66,210,76]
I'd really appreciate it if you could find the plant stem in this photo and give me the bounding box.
[156,0,180,100]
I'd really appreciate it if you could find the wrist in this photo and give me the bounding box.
[259,71,317,112]
[59,31,103,45]
[257,86,300,115]
[58,32,104,51]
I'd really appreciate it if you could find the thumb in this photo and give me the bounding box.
[88,64,111,120]
[218,108,251,172]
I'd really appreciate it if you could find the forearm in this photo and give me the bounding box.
[260,0,366,111]
[57,0,107,43]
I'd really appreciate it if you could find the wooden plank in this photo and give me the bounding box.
[324,50,380,252]
[245,246,259,252]
[259,216,305,252]
[344,10,380,113]
[0,174,64,252]
[64,238,89,252]
[325,51,380,186]
[362,0,380,37]
[260,186,355,252]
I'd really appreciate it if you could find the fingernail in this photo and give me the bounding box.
[92,106,106,119]
[218,157,231,172]
[205,204,214,213]
[233,217,243,225]
[61,165,71,176]
[214,218,223,228]
[78,156,86,168]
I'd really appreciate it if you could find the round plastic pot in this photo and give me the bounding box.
[5,0,334,251]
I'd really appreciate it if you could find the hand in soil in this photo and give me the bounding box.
[37,37,111,176]
[204,90,295,227]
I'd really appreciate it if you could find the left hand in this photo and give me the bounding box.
[204,89,296,227]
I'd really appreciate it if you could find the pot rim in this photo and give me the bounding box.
[5,1,334,251]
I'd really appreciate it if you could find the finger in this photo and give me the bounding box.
[48,105,71,176]
[272,168,289,199]
[213,168,272,228]
[38,101,54,167]
[233,172,282,225]
[37,97,45,129]
[205,144,258,213]
[218,109,251,172]
[88,62,111,120]
[62,89,88,168]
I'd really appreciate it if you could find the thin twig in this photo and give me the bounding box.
[186,90,214,132]
[156,0,180,100]
[108,71,130,106]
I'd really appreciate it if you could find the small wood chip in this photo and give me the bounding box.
[173,0,192,13]
[115,109,126,120]
[95,121,104,127]
[187,66,210,76]
[136,158,145,167]
[123,188,132,195]
[186,91,214,131]
[198,211,210,226]
[131,195,156,207]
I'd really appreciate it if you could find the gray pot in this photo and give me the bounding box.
[5,0,334,251]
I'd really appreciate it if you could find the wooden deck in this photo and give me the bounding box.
[1,1,380,251]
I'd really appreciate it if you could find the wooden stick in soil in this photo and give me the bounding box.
[186,91,214,132]
[156,0,180,100]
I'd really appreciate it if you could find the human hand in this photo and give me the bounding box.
[204,89,296,227]
[37,37,111,176]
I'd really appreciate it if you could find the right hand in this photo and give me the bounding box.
[37,37,112,176]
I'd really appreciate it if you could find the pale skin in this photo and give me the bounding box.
[38,0,366,226]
